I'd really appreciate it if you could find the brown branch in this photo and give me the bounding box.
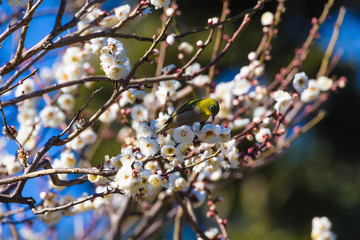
[317,6,345,78]
[267,0,334,92]
[178,28,214,75]
[0,0,43,44]
[173,191,209,240]
[0,99,22,148]
[14,0,34,64]
[0,68,38,96]
[206,191,229,239]
[53,0,67,31]
[6,204,20,240]
[128,192,169,239]
[0,0,105,79]
[58,87,103,138]
[1,51,48,94]
[207,0,229,97]
[111,196,132,240]
[176,0,269,39]
[198,0,264,75]
[31,188,122,215]
[50,31,153,50]
[139,207,178,240]
[0,164,116,186]
[173,206,184,240]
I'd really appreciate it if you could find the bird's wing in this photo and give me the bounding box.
[164,99,201,125]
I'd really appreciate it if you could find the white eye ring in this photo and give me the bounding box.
[210,105,214,112]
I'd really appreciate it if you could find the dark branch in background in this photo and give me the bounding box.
[14,0,34,65]
[0,0,43,44]
[58,87,103,138]
[31,188,122,215]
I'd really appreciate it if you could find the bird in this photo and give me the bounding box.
[157,98,220,134]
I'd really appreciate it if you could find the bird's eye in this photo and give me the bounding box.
[210,105,214,112]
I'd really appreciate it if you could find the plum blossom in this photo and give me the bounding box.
[151,0,170,9]
[173,125,195,143]
[273,90,292,114]
[293,72,309,93]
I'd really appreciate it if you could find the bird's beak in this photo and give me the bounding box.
[211,112,215,122]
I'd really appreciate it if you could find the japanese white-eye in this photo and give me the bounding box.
[157,98,220,134]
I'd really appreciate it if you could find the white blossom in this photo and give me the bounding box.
[57,93,75,111]
[232,76,251,96]
[2,154,22,175]
[301,79,320,102]
[115,4,131,21]
[205,228,219,239]
[197,124,221,143]
[135,122,152,138]
[151,0,170,9]
[178,42,194,54]
[185,62,201,75]
[174,177,187,191]
[148,174,162,188]
[100,38,131,80]
[159,80,181,95]
[161,144,176,157]
[99,107,117,124]
[166,34,176,45]
[219,126,231,143]
[15,78,35,97]
[59,151,76,168]
[39,106,65,128]
[115,165,140,197]
[138,137,159,157]
[80,128,97,145]
[261,11,274,26]
[66,136,85,150]
[273,90,292,114]
[293,72,309,93]
[120,147,135,166]
[173,125,195,143]
[175,142,193,156]
[17,108,37,126]
[317,76,333,91]
[311,216,336,240]
[131,104,149,123]
[229,118,250,130]
[191,75,210,87]
[165,7,175,16]
[255,128,271,143]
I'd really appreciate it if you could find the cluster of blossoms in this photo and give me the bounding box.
[100,38,131,80]
[38,186,121,224]
[0,137,22,179]
[311,216,336,240]
[77,5,131,35]
[88,118,235,202]
[55,46,90,92]
[210,55,338,139]
[185,62,211,87]
[14,78,42,151]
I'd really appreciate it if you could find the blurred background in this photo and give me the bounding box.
[0,0,360,239]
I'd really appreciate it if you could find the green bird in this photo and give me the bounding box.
[157,98,220,134]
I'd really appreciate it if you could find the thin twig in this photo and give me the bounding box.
[31,188,122,215]
[317,7,346,78]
